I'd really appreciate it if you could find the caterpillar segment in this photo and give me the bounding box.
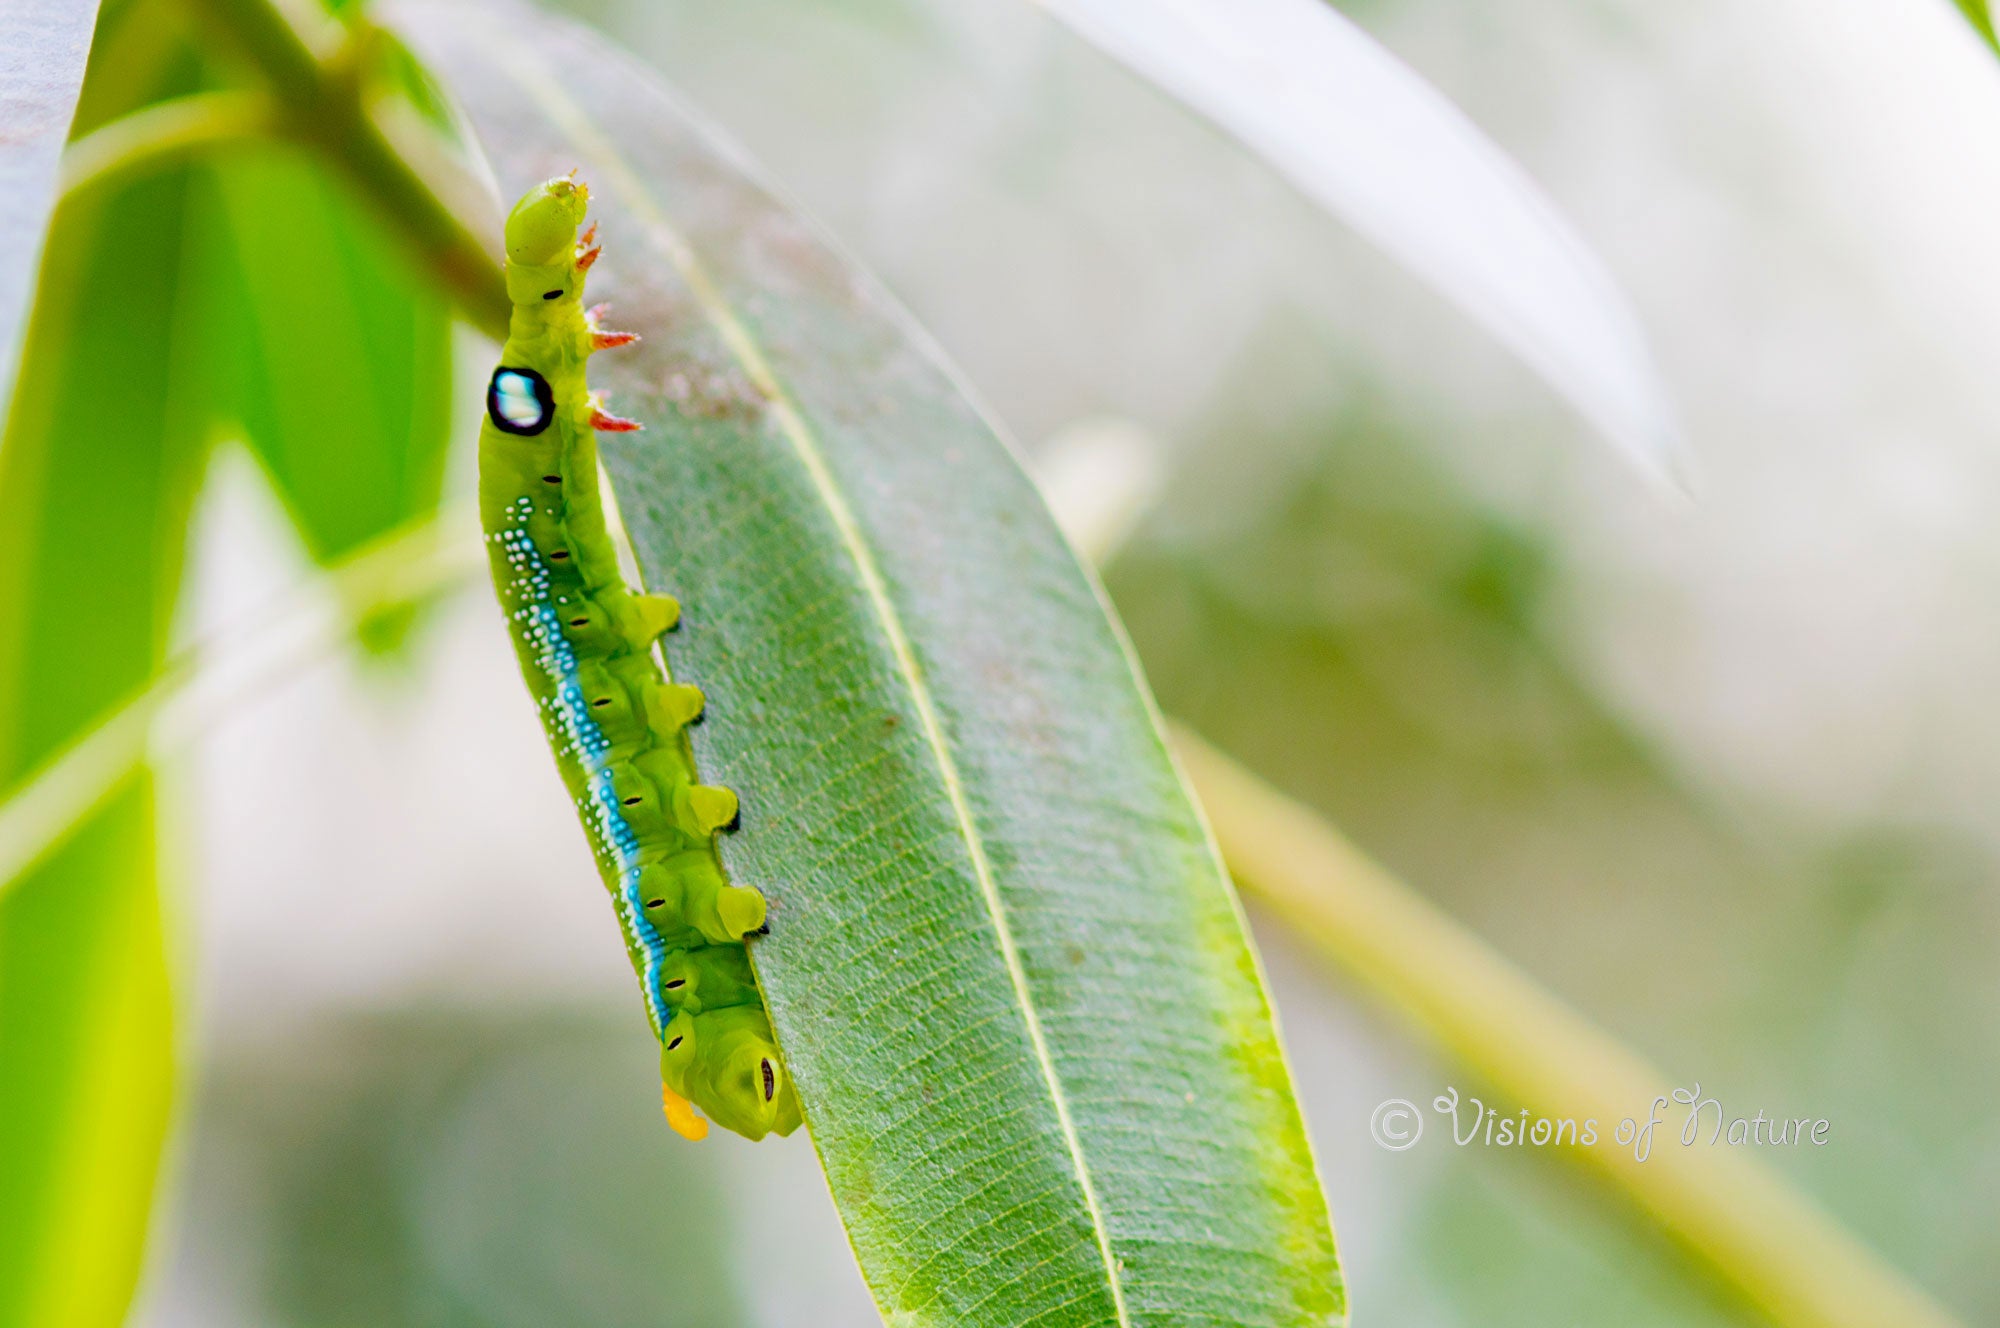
[477,177,802,1141]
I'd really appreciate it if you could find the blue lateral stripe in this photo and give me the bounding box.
[497,498,673,1035]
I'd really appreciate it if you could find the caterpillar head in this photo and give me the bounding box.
[505,176,589,265]
[661,1007,802,1141]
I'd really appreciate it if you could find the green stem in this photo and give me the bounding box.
[177,0,509,340]
[0,508,479,903]
[1172,725,1962,1328]
[58,91,272,201]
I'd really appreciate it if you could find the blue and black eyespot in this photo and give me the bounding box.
[487,366,555,436]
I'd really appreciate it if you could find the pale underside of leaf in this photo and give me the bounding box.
[390,2,1344,1324]
[1034,0,1682,483]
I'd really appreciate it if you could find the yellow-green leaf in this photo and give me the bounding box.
[0,162,208,1328]
[1950,0,1998,51]
[208,148,454,651]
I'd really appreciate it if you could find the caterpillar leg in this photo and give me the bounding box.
[675,781,739,836]
[612,588,679,646]
[646,678,705,730]
[633,592,679,638]
[591,586,677,650]
[710,886,766,941]
[639,855,766,943]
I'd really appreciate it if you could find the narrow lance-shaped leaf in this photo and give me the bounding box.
[391,2,1345,1324]
[0,13,238,1323]
[0,0,100,414]
[1035,0,1682,481]
[0,124,211,1328]
[1950,0,1999,51]
[208,148,454,650]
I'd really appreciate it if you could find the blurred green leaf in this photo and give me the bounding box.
[0,1,100,414]
[208,148,454,650]
[0,162,213,1328]
[1951,0,1998,51]
[0,786,175,1328]
[393,2,1345,1322]
[0,12,222,1324]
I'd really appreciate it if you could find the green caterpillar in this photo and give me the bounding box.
[478,176,801,1142]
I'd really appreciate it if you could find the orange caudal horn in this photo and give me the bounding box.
[591,406,641,432]
[663,1084,709,1141]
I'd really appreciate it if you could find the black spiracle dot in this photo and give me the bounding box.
[590,697,612,708]
[664,978,685,990]
[622,796,643,806]
[542,289,562,300]
[541,474,561,485]
[761,1060,776,1102]
[666,1036,683,1050]
[644,898,665,909]
[548,550,570,561]
[569,617,589,627]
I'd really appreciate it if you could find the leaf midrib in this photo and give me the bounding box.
[482,35,1133,1325]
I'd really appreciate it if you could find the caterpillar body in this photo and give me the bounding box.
[478,177,801,1142]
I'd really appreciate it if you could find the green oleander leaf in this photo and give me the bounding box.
[392,2,1346,1322]
[209,148,454,651]
[0,14,219,1324]
[0,155,209,1328]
